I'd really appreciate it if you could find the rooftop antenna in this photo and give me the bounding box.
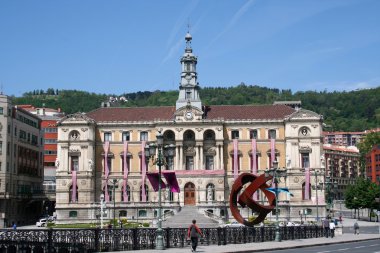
[0,82,3,95]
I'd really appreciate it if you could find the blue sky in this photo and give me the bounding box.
[0,0,379,96]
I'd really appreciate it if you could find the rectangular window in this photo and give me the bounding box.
[71,156,79,171]
[107,157,112,172]
[166,156,174,170]
[250,130,258,139]
[122,131,130,141]
[186,156,194,170]
[0,141,2,154]
[205,156,214,170]
[0,107,3,114]
[140,131,148,141]
[14,127,17,136]
[268,129,276,139]
[44,139,57,144]
[104,132,112,141]
[301,153,310,168]
[7,142,10,156]
[231,130,239,139]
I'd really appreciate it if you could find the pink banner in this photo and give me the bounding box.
[251,139,258,200]
[123,141,128,202]
[233,139,238,179]
[305,167,310,200]
[103,141,110,202]
[71,170,77,202]
[141,141,146,202]
[270,138,275,167]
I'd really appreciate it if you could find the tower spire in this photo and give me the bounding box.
[175,31,202,111]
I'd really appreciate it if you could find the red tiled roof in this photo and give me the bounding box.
[86,104,295,122]
[205,105,295,120]
[86,106,176,122]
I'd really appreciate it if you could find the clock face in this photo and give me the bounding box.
[185,111,193,120]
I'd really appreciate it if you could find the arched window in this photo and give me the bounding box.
[69,130,80,140]
[69,185,78,203]
[203,130,215,141]
[164,130,175,141]
[140,184,149,202]
[184,130,195,141]
[122,185,131,202]
[302,182,311,200]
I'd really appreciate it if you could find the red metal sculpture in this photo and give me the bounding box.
[229,173,276,226]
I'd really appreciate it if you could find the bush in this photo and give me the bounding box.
[142,222,150,227]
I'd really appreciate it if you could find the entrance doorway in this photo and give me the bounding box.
[184,182,196,205]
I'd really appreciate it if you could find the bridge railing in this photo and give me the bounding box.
[0,225,324,253]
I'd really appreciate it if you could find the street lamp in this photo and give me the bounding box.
[311,170,324,221]
[265,159,287,242]
[325,175,337,218]
[144,131,175,250]
[110,179,119,227]
[100,193,106,228]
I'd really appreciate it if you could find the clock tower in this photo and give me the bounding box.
[176,32,202,111]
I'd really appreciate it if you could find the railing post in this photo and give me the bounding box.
[166,227,170,249]
[95,227,100,252]
[243,227,247,243]
[132,228,138,250]
[260,226,264,242]
[47,228,53,253]
[223,227,227,245]
[217,227,222,245]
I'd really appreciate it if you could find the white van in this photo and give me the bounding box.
[36,218,47,227]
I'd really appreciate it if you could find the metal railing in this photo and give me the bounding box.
[0,225,324,252]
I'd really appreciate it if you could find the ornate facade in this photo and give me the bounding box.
[55,33,326,224]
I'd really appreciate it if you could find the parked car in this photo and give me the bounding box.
[47,216,56,222]
[36,218,47,227]
[220,221,245,228]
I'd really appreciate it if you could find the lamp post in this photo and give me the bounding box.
[110,179,118,227]
[145,131,175,250]
[100,193,105,228]
[325,175,337,218]
[312,170,323,222]
[265,159,287,242]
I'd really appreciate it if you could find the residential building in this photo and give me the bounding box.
[323,144,361,200]
[0,95,44,227]
[55,33,326,224]
[18,105,64,213]
[366,145,380,185]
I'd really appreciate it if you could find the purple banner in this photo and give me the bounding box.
[146,172,166,192]
[163,171,180,193]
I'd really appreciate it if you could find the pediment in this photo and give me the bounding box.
[58,113,96,125]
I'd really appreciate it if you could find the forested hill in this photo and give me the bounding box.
[11,85,380,132]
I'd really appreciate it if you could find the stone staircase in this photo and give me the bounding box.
[162,206,220,228]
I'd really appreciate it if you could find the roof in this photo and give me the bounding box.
[323,144,359,153]
[205,104,295,120]
[85,104,295,122]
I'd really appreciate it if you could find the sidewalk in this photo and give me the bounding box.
[108,233,380,253]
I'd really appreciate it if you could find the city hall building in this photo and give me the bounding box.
[55,33,326,224]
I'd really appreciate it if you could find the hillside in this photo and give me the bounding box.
[11,85,380,132]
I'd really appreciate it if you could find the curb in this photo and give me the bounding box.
[222,238,380,253]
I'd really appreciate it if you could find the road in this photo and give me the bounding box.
[247,240,380,253]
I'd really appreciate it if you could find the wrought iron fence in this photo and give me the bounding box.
[0,225,324,252]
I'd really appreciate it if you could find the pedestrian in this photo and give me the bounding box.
[323,218,330,238]
[187,219,203,252]
[354,221,359,235]
[12,223,16,230]
[329,220,335,238]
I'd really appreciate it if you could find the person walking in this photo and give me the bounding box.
[354,221,359,235]
[323,218,330,238]
[187,219,203,252]
[329,220,335,238]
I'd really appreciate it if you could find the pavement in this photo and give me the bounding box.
[107,218,380,253]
